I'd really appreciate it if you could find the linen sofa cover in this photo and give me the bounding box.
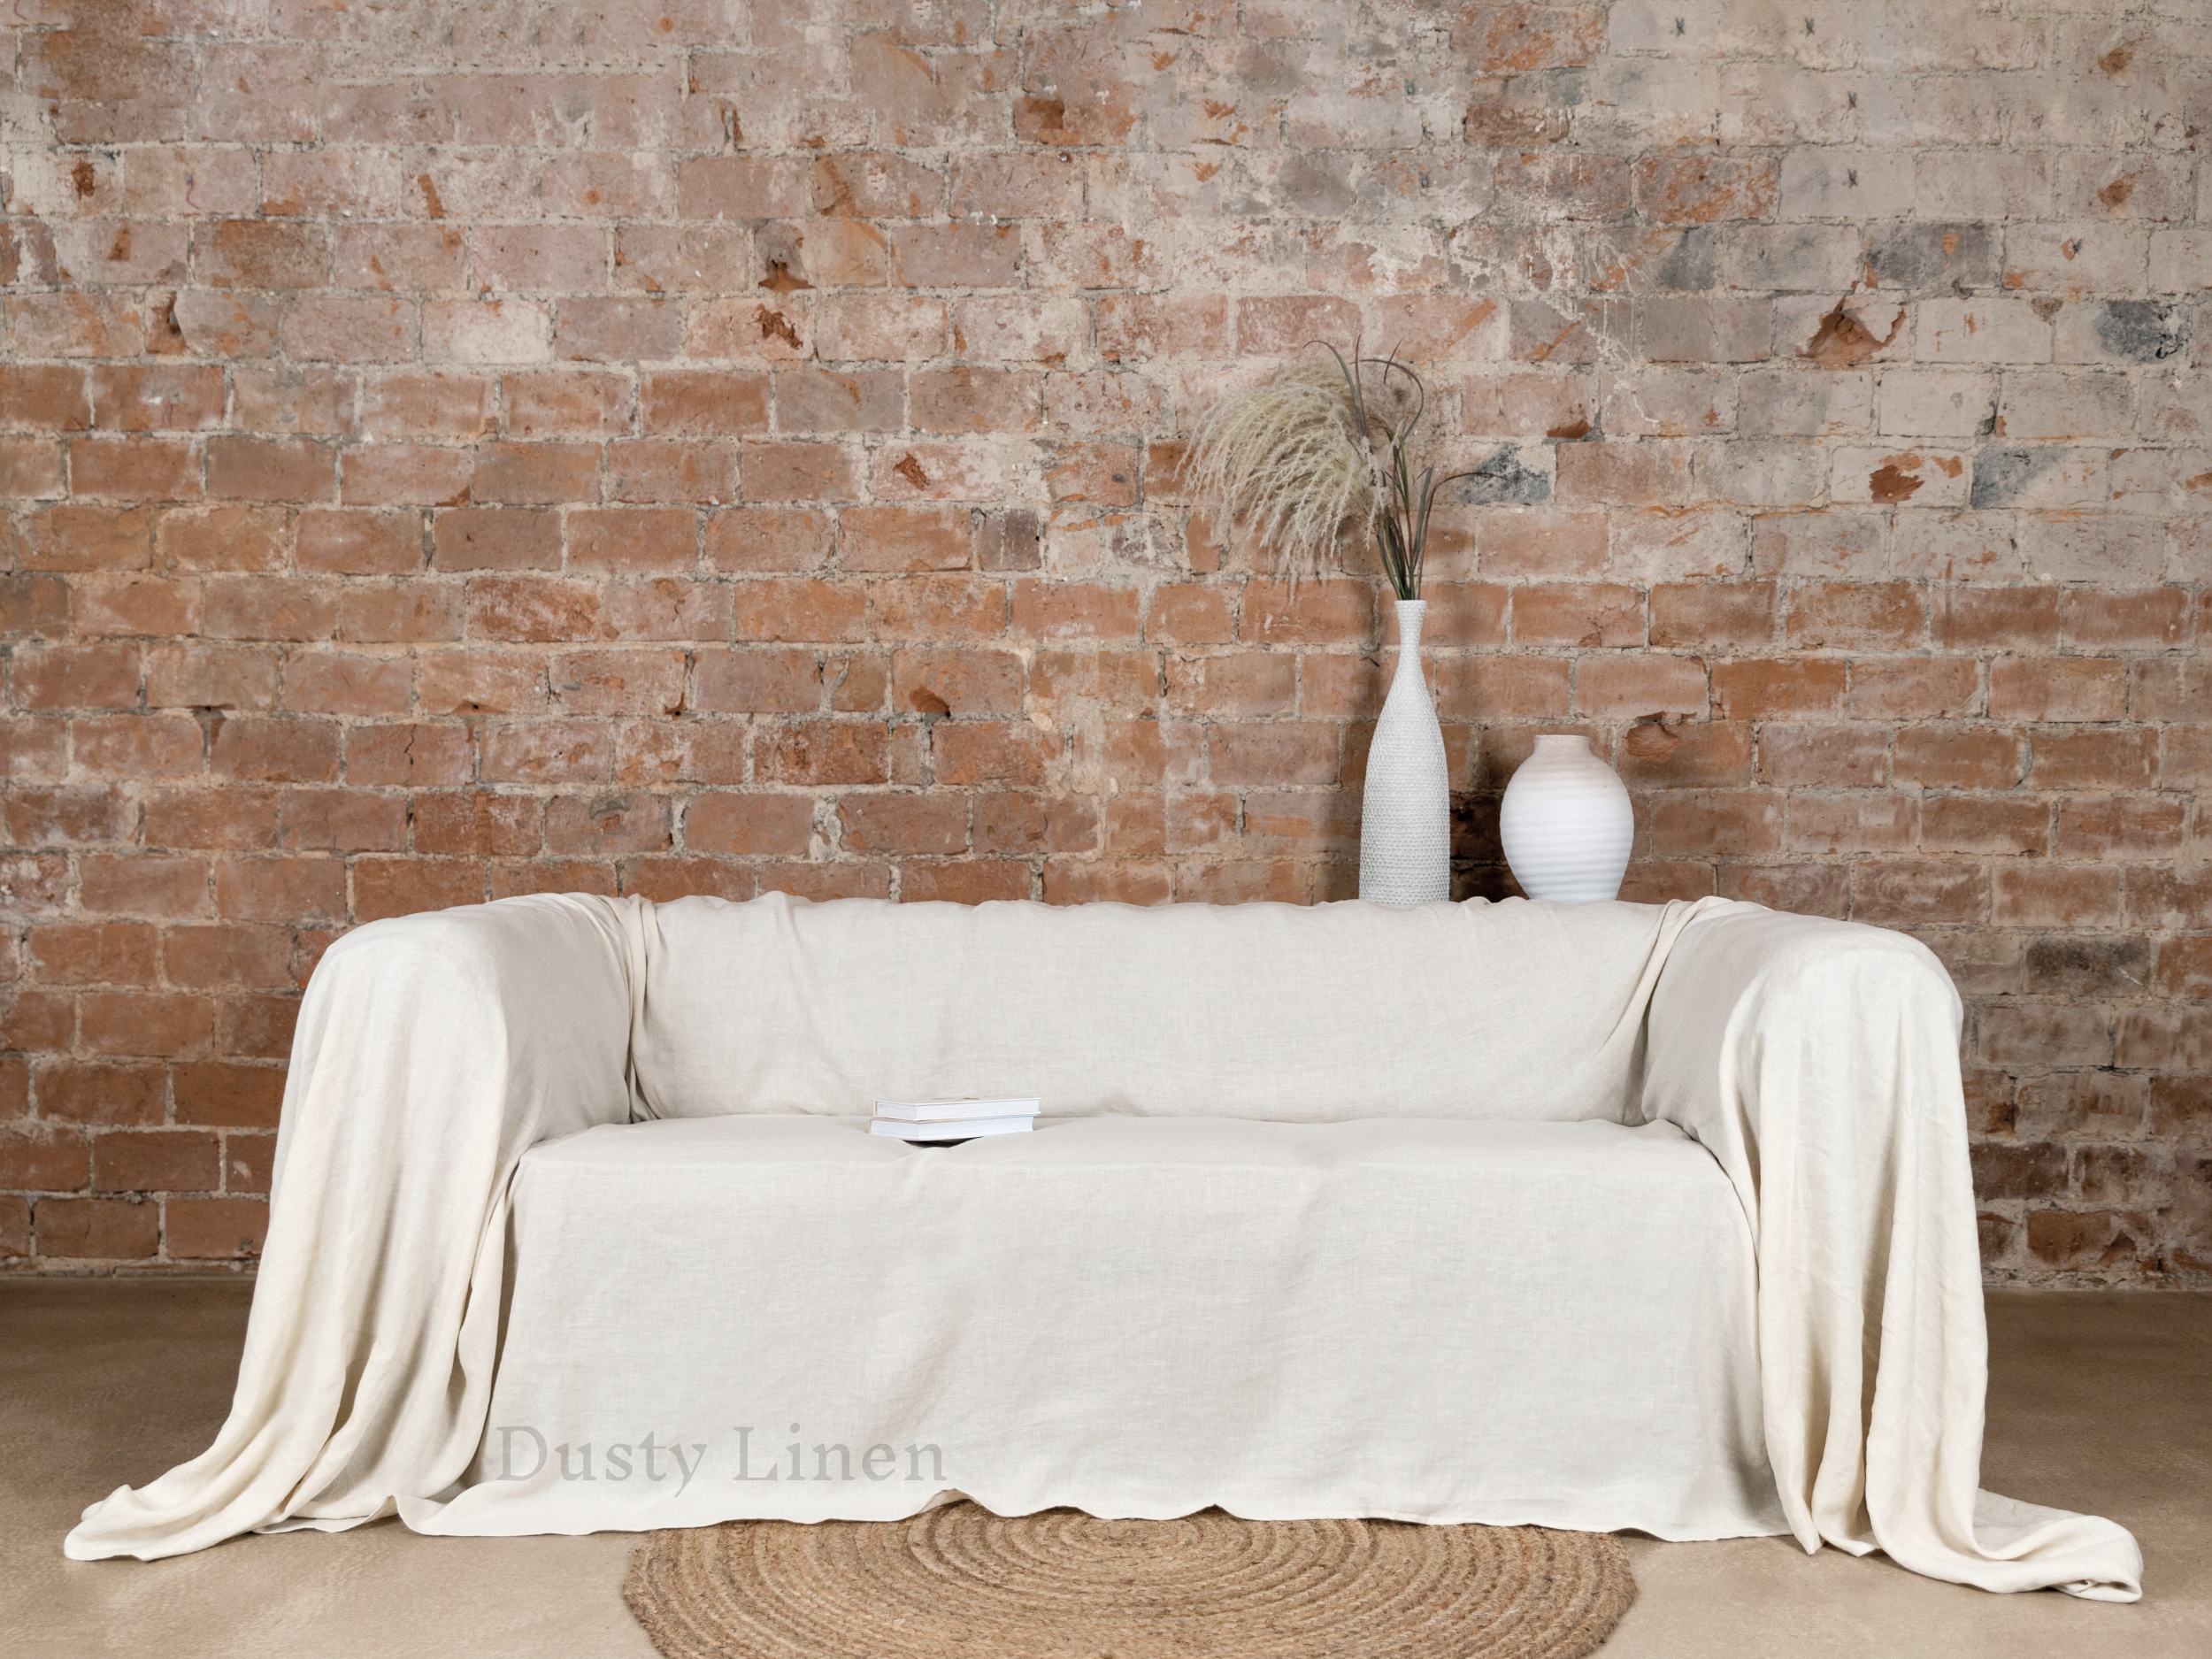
[420,1113,1778,1540]
[64,892,2142,1601]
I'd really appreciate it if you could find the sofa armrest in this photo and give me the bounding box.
[1642,902,2139,1600]
[67,892,646,1561]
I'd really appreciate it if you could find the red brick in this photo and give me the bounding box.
[93,1129,221,1194]
[543,794,672,857]
[1787,583,1925,649]
[757,862,892,901]
[1209,724,1340,787]
[78,992,215,1058]
[1993,866,2124,928]
[27,921,158,987]
[7,785,138,846]
[0,365,92,431]
[215,856,347,922]
[362,371,494,440]
[1893,726,2024,790]
[345,723,475,787]
[1512,582,1645,648]
[479,721,612,783]
[909,368,1041,434]
[211,716,340,783]
[204,576,337,641]
[33,1062,165,1127]
[1934,588,2062,649]
[683,794,816,856]
[72,714,204,779]
[1989,658,2125,722]
[414,650,549,715]
[642,371,771,435]
[893,648,1025,716]
[1711,658,1846,718]
[205,438,338,503]
[294,509,423,576]
[2024,1210,2151,1273]
[20,505,156,572]
[506,369,634,437]
[219,995,300,1062]
[841,505,973,572]
[411,794,541,857]
[757,721,892,786]
[434,508,560,571]
[145,787,282,851]
[78,855,211,918]
[472,441,601,505]
[1847,657,1980,719]
[868,576,1007,641]
[840,795,970,856]
[1854,861,1986,927]
[1922,797,2049,856]
[35,1197,159,1261]
[731,579,868,642]
[1649,581,1775,649]
[0,1125,89,1193]
[277,788,408,852]
[552,651,687,716]
[69,437,202,501]
[2055,796,2185,861]
[467,577,602,642]
[165,1196,268,1260]
[352,859,486,922]
[1434,657,1573,722]
[234,367,358,437]
[1042,861,1173,906]
[154,505,288,572]
[1576,655,1709,719]
[342,445,473,507]
[618,857,757,903]
[900,861,1031,903]
[1757,725,1890,787]
[2030,728,2156,790]
[1166,653,1294,718]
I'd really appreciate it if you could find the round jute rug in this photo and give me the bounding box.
[622,1503,1636,1659]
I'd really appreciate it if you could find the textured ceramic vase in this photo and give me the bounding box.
[1499,734,1634,903]
[1358,599,1450,906]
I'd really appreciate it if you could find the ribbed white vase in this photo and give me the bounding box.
[1499,734,1633,903]
[1358,599,1450,906]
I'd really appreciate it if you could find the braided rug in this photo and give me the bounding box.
[624,1502,1635,1659]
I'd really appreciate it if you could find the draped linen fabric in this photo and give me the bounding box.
[65,892,2141,1601]
[417,1113,1779,1541]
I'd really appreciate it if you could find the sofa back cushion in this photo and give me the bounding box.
[631,893,1701,1124]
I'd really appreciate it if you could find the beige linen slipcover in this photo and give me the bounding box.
[64,892,2142,1601]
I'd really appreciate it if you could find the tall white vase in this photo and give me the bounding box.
[1358,599,1450,905]
[1499,734,1633,902]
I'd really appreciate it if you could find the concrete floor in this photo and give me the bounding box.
[1,1286,2205,1659]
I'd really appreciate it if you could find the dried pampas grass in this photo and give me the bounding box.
[1186,358,1376,581]
[1187,347,1457,596]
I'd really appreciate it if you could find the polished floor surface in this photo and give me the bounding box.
[3,1283,2206,1658]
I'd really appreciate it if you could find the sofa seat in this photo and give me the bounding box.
[422,1112,1786,1541]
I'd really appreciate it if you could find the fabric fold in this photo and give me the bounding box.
[65,894,644,1563]
[1640,903,2141,1601]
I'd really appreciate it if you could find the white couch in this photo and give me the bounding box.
[65,893,2140,1600]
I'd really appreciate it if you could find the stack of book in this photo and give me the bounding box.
[870,1097,1041,1144]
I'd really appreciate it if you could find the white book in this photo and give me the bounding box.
[874,1097,1041,1123]
[869,1114,1036,1141]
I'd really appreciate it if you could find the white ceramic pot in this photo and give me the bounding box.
[1358,598,1450,906]
[1499,733,1633,902]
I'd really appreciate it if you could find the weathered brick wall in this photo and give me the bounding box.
[1,1,2205,1282]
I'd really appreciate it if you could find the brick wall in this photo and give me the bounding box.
[2,1,2206,1283]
